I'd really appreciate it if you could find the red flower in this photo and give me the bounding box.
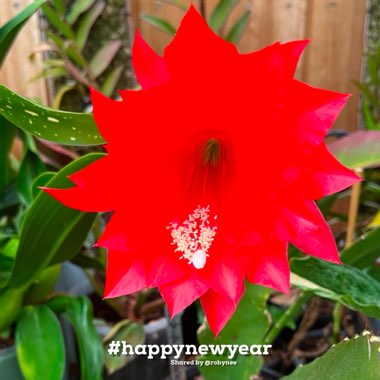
[45,7,360,335]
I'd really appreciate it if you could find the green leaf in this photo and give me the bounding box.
[362,101,377,130]
[328,130,380,169]
[209,0,239,33]
[101,66,124,97]
[15,305,65,380]
[47,296,104,380]
[291,257,380,319]
[0,0,47,66]
[340,228,380,268]
[283,333,380,380]
[47,32,86,68]
[24,264,61,304]
[7,154,102,289]
[0,115,16,192]
[225,11,250,44]
[0,254,14,288]
[31,172,55,199]
[89,41,122,79]
[52,0,65,15]
[16,150,45,205]
[67,0,96,25]
[75,0,106,49]
[354,81,379,107]
[104,319,145,374]
[198,284,271,379]
[0,288,23,331]
[140,14,176,35]
[0,182,19,216]
[42,4,75,40]
[0,85,105,146]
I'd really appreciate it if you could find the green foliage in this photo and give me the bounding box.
[291,257,380,319]
[15,305,65,380]
[340,228,380,268]
[39,0,124,107]
[328,130,380,169]
[47,296,104,380]
[140,0,251,44]
[0,116,16,192]
[283,333,380,380]
[0,85,105,146]
[0,0,46,66]
[140,15,177,36]
[103,319,145,374]
[356,41,380,129]
[198,284,271,379]
[6,154,101,289]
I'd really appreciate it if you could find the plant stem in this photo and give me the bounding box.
[345,167,363,247]
[200,0,206,19]
[331,302,343,343]
[263,291,312,345]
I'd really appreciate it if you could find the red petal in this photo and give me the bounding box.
[200,244,246,304]
[164,5,237,84]
[132,31,170,89]
[97,211,188,287]
[286,201,341,263]
[42,185,112,212]
[290,81,350,148]
[246,240,290,294]
[200,288,243,337]
[241,39,309,79]
[301,143,361,199]
[104,250,148,298]
[159,274,209,317]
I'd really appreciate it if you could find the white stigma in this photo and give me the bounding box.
[168,205,217,269]
[192,249,207,269]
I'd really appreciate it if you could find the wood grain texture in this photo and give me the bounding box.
[0,0,49,104]
[133,0,368,130]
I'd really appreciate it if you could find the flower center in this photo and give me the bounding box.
[202,138,221,167]
[168,205,217,269]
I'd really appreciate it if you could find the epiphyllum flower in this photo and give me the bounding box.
[45,7,360,335]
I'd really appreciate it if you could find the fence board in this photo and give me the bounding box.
[0,0,48,104]
[133,0,368,131]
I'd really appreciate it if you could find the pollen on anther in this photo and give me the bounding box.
[168,205,217,269]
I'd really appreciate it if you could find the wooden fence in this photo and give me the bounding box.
[0,0,369,131]
[132,0,368,131]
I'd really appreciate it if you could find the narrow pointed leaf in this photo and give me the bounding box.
[89,41,122,78]
[340,228,380,268]
[291,257,380,319]
[100,66,124,97]
[42,4,75,40]
[16,150,45,205]
[75,0,106,49]
[225,11,250,44]
[7,154,102,289]
[209,0,239,32]
[0,85,105,146]
[66,0,96,25]
[140,14,176,35]
[0,0,47,66]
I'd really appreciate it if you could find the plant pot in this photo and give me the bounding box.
[0,345,23,380]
